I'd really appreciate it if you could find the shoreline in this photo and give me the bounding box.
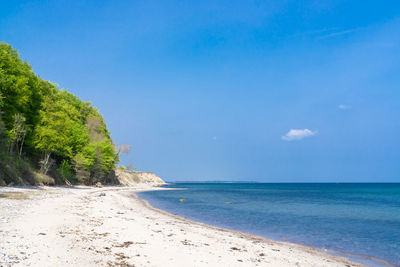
[136,188,394,267]
[0,185,368,266]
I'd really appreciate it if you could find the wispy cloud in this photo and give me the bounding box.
[293,28,333,37]
[317,28,359,40]
[282,129,317,141]
[338,104,352,110]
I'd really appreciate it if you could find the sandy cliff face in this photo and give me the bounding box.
[135,172,165,184]
[114,169,165,186]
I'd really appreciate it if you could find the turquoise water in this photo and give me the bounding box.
[138,183,400,266]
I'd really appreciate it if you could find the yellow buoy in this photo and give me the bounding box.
[179,199,186,202]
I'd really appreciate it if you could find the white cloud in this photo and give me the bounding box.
[282,129,317,141]
[338,104,352,110]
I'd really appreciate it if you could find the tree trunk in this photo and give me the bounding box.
[18,133,25,158]
[40,152,52,175]
[8,140,13,155]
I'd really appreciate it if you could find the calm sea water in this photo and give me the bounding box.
[138,183,400,266]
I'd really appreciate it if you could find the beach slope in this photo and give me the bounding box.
[0,186,362,267]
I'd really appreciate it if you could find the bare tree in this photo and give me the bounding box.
[40,151,54,175]
[117,144,131,155]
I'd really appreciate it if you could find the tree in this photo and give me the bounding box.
[89,140,116,183]
[86,115,105,142]
[0,93,5,149]
[0,42,119,184]
[0,108,6,150]
[58,160,73,184]
[72,153,91,184]
[0,42,43,144]
[71,139,116,184]
[7,114,27,157]
[117,144,131,155]
[34,95,89,174]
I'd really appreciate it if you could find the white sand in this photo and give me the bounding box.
[0,186,363,267]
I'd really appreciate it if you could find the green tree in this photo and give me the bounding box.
[58,160,73,184]
[72,153,91,183]
[78,140,116,184]
[7,114,27,157]
[0,42,43,145]
[34,99,89,174]
[0,42,118,184]
[0,109,6,150]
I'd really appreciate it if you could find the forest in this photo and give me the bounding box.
[0,42,118,185]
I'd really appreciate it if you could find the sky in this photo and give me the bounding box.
[1,0,400,182]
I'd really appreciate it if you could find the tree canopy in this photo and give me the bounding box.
[0,42,118,185]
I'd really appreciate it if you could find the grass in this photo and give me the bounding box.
[33,172,55,185]
[0,189,51,200]
[0,192,29,200]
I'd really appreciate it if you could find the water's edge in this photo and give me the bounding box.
[137,188,394,267]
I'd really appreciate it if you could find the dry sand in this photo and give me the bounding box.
[0,186,363,267]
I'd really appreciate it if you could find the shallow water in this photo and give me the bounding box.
[138,183,400,266]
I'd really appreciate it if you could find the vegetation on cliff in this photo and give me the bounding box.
[0,42,118,185]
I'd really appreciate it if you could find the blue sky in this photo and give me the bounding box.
[1,0,400,182]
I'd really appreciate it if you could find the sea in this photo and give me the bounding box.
[138,183,400,266]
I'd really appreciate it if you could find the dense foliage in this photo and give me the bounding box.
[0,42,118,185]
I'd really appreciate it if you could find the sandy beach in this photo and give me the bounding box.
[0,186,363,267]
